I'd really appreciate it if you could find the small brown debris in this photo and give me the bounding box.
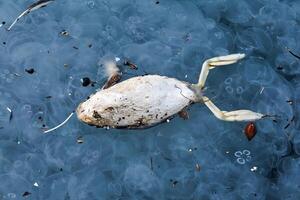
[178,109,189,120]
[244,122,257,141]
[102,73,121,89]
[124,59,138,70]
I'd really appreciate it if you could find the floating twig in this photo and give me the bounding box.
[44,112,74,134]
[286,47,300,60]
[124,59,138,70]
[284,115,295,130]
[7,0,54,31]
[259,87,264,94]
[6,107,13,122]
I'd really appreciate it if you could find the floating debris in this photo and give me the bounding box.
[277,65,283,70]
[25,68,35,74]
[7,0,55,31]
[81,77,92,87]
[284,116,295,129]
[60,30,69,36]
[124,59,138,70]
[286,47,300,60]
[22,191,31,197]
[0,21,5,28]
[195,163,201,172]
[259,87,264,94]
[73,46,79,50]
[33,182,39,187]
[88,44,92,48]
[14,73,21,77]
[155,1,160,4]
[44,112,74,134]
[244,122,257,141]
[77,136,84,144]
[286,99,293,105]
[6,107,13,122]
[170,180,178,188]
[250,166,258,172]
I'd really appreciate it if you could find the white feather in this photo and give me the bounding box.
[104,61,119,77]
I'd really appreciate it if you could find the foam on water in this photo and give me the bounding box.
[0,0,300,199]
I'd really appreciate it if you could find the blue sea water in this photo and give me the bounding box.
[0,0,300,199]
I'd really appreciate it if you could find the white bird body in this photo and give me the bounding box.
[76,75,198,128]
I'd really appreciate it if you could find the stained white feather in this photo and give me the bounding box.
[104,61,119,77]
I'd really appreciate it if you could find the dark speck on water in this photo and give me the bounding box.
[25,68,35,74]
[81,77,92,87]
[22,191,31,197]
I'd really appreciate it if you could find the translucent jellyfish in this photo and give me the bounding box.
[224,77,233,85]
[124,164,161,198]
[237,158,246,165]
[225,86,234,94]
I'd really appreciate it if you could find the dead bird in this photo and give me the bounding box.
[7,0,54,31]
[74,54,269,129]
